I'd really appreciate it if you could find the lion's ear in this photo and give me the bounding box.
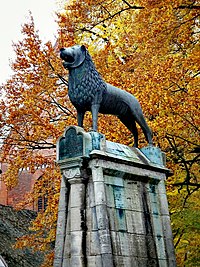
[70,45,86,68]
[81,45,86,52]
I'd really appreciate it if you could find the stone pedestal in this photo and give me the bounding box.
[54,126,176,267]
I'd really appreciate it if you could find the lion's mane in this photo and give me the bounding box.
[68,52,107,110]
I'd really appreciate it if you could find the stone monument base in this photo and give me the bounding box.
[54,126,176,267]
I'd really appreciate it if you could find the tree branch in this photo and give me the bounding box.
[177,5,200,9]
[79,4,144,32]
[166,133,199,147]
[47,59,68,86]
[174,181,200,188]
[174,229,185,248]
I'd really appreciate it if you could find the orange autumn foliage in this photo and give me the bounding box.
[0,15,76,266]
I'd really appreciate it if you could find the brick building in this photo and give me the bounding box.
[0,163,43,211]
[0,145,56,211]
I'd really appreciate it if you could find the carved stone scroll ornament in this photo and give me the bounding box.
[63,168,81,180]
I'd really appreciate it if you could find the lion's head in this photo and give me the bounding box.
[60,45,86,69]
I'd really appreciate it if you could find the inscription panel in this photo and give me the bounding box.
[59,128,83,160]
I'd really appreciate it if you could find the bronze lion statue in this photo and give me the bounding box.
[60,45,153,147]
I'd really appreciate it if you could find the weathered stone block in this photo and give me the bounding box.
[164,238,177,259]
[151,214,163,237]
[140,145,165,167]
[123,256,136,267]
[87,255,102,267]
[66,209,71,232]
[70,256,85,267]
[113,256,127,267]
[138,258,159,267]
[88,182,95,207]
[135,234,148,258]
[124,179,139,190]
[105,185,115,208]
[158,259,168,267]
[90,165,104,182]
[63,233,71,257]
[101,254,114,267]
[155,235,167,259]
[159,193,170,216]
[167,258,177,267]
[145,235,157,258]
[94,181,107,205]
[56,212,66,236]
[54,237,64,258]
[113,186,126,209]
[124,187,142,211]
[70,207,83,231]
[110,231,121,255]
[58,178,68,211]
[118,232,130,256]
[53,258,62,267]
[98,229,112,254]
[70,231,84,255]
[128,211,145,234]
[107,208,116,230]
[114,208,127,231]
[130,257,139,267]
[104,175,124,187]
[161,215,173,238]
[157,180,167,194]
[91,207,98,230]
[62,258,70,267]
[127,233,138,257]
[95,205,109,230]
[70,182,85,208]
[90,231,101,255]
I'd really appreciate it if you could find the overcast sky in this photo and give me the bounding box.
[0,0,58,83]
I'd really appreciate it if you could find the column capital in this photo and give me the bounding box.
[63,167,81,180]
[68,177,85,185]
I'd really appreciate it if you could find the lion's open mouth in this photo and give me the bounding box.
[63,55,74,63]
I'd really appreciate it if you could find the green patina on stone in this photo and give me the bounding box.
[90,132,104,150]
[140,146,165,166]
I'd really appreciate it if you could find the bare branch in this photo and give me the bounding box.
[177,5,200,9]
[47,59,68,86]
[79,4,144,32]
[174,229,185,248]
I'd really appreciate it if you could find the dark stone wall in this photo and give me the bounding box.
[0,204,43,267]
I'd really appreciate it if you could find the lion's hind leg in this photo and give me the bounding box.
[77,110,85,128]
[119,115,138,147]
[135,115,153,146]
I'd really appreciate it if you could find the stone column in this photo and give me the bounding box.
[65,173,87,267]
[54,156,88,267]
[141,145,176,267]
[89,162,114,267]
[53,176,68,267]
[158,180,176,266]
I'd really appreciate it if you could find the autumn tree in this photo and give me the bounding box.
[0,14,76,266]
[0,1,199,266]
[57,0,200,266]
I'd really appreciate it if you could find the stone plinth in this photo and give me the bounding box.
[54,126,176,267]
